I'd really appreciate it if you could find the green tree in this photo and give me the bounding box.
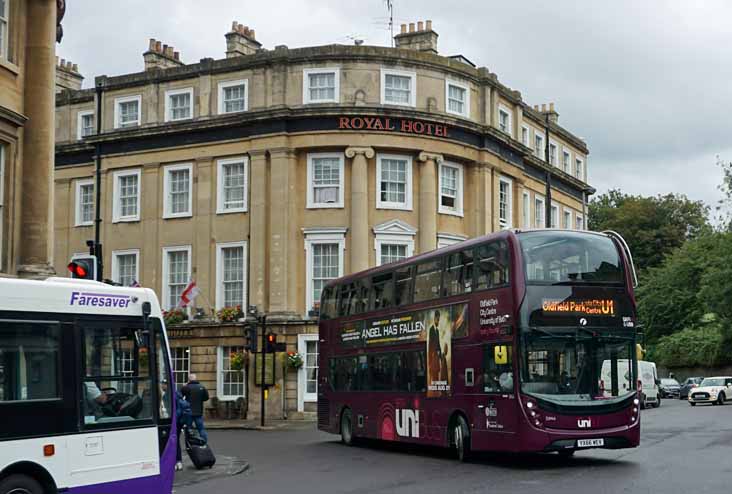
[588,190,710,272]
[716,156,732,231]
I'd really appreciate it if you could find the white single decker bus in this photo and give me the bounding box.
[0,277,176,494]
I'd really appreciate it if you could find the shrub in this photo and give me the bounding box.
[647,320,731,368]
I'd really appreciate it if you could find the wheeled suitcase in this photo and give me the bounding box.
[184,427,216,469]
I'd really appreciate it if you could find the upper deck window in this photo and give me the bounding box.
[381,69,416,107]
[218,79,248,114]
[303,68,339,104]
[165,88,194,122]
[114,95,142,129]
[446,80,469,117]
[518,231,623,284]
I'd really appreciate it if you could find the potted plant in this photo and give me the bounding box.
[287,351,304,371]
[230,351,246,371]
[217,305,244,323]
[163,308,188,326]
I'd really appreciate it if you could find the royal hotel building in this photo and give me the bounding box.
[54,21,594,419]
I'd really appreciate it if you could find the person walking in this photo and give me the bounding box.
[181,373,209,444]
[175,389,192,471]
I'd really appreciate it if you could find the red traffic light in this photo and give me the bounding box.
[67,262,88,278]
[267,334,275,343]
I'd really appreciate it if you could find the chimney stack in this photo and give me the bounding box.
[395,19,438,54]
[226,21,262,58]
[55,56,84,92]
[144,38,185,71]
[539,102,559,124]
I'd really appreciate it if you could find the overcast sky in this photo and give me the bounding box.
[60,1,731,215]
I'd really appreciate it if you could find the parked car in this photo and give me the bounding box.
[688,377,732,406]
[659,378,681,398]
[679,377,704,399]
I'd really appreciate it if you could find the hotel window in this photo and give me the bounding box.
[218,346,245,400]
[217,79,247,114]
[576,214,584,230]
[304,229,345,313]
[576,157,584,181]
[550,203,559,228]
[438,162,463,216]
[563,209,572,229]
[216,241,247,310]
[437,234,465,249]
[75,179,94,227]
[216,157,248,213]
[534,132,544,158]
[112,249,139,287]
[381,69,416,107]
[498,176,513,229]
[376,154,412,210]
[171,347,190,390]
[380,244,408,265]
[77,110,95,139]
[522,191,530,228]
[446,80,469,117]
[549,141,558,166]
[112,169,141,222]
[534,195,545,228]
[163,163,192,218]
[165,88,193,122]
[162,246,191,311]
[562,149,571,173]
[303,68,339,104]
[373,220,416,267]
[521,125,530,147]
[114,95,141,129]
[307,153,344,208]
[498,106,512,136]
[0,0,8,60]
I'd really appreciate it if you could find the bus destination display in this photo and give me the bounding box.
[541,298,615,316]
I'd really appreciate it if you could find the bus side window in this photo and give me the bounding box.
[355,278,371,315]
[320,286,337,320]
[394,266,413,306]
[370,272,394,311]
[414,258,443,303]
[338,282,356,317]
[444,250,474,296]
[476,241,510,290]
[483,343,513,393]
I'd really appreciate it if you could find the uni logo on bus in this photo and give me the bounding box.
[577,418,592,428]
[395,409,420,438]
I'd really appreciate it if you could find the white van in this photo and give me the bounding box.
[600,359,659,408]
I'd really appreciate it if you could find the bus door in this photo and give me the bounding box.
[474,341,517,448]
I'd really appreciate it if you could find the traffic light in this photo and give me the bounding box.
[245,324,258,352]
[265,333,276,353]
[67,255,97,280]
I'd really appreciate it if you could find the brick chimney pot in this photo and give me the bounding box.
[417,21,424,31]
[409,22,415,33]
[426,20,432,30]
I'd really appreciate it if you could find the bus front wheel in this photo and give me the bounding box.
[340,408,354,446]
[0,474,45,494]
[453,415,471,462]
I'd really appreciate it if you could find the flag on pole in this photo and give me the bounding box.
[178,280,200,308]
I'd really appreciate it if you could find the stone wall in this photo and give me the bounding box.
[657,365,732,382]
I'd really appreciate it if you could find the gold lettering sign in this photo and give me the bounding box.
[541,299,615,316]
[338,116,449,138]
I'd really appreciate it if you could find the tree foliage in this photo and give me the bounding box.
[647,322,729,368]
[588,190,710,272]
[716,156,732,231]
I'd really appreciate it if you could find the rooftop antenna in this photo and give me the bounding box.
[385,0,394,47]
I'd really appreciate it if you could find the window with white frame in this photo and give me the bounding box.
[74,179,94,227]
[534,131,544,158]
[217,79,247,114]
[112,169,141,222]
[216,241,247,310]
[575,157,584,180]
[373,220,416,267]
[217,157,248,213]
[521,125,530,147]
[550,203,559,228]
[303,68,339,104]
[163,163,192,218]
[576,213,584,230]
[171,347,190,389]
[562,149,571,173]
[165,88,193,122]
[377,154,412,210]
[114,95,141,129]
[522,191,530,228]
[162,246,191,310]
[297,334,319,410]
[498,106,512,135]
[563,209,572,229]
[0,0,9,61]
[304,229,345,312]
[534,195,545,228]
[498,176,513,229]
[218,346,245,400]
[446,80,469,117]
[77,110,94,139]
[549,141,558,166]
[307,153,344,208]
[381,69,416,107]
[112,249,139,287]
[437,233,466,249]
[438,162,463,216]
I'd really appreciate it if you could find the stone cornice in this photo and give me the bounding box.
[0,106,28,127]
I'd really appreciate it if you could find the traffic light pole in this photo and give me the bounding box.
[93,82,104,281]
[260,315,267,427]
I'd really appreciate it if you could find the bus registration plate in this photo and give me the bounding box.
[577,438,604,448]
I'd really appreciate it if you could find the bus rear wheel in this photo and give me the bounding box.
[0,474,45,494]
[453,415,471,462]
[340,408,354,446]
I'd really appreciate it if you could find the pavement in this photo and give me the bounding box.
[174,397,732,494]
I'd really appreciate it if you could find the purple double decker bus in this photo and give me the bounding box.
[317,229,640,460]
[0,278,176,494]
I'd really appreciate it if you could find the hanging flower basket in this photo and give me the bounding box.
[287,352,304,370]
[217,305,244,323]
[163,308,188,326]
[230,351,246,371]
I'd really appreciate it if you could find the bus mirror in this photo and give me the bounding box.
[494,345,508,365]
